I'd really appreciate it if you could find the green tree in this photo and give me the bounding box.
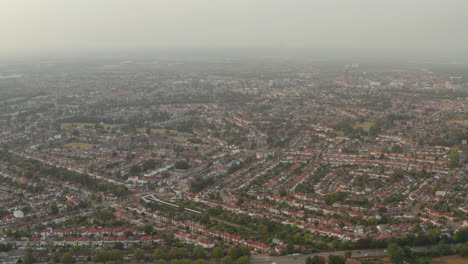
[456,242,468,257]
[60,252,74,264]
[327,255,344,264]
[212,246,224,259]
[133,248,145,261]
[154,248,166,260]
[258,224,269,236]
[179,259,191,264]
[143,224,153,235]
[389,169,405,183]
[50,203,59,215]
[23,252,34,264]
[177,248,189,259]
[425,228,441,243]
[227,247,242,260]
[168,248,178,259]
[193,246,207,259]
[175,161,190,170]
[195,259,208,264]
[310,256,325,264]
[449,149,460,168]
[239,245,250,257]
[156,260,168,264]
[387,243,405,264]
[221,256,233,264]
[454,227,468,243]
[236,256,250,264]
[170,260,181,264]
[93,249,123,262]
[142,159,158,171]
[436,239,451,256]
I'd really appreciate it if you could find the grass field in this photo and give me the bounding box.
[173,136,186,142]
[61,122,96,129]
[64,142,94,150]
[61,123,122,130]
[102,124,122,129]
[137,128,178,135]
[447,119,468,126]
[432,255,467,264]
[353,121,375,132]
[0,96,27,105]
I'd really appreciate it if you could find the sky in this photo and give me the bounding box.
[1,0,468,60]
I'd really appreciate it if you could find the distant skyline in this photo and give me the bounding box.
[1,0,468,61]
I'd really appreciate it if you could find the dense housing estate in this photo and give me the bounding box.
[0,58,467,263]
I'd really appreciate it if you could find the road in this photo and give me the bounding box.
[252,245,446,264]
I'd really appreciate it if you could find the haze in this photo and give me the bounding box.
[1,0,468,61]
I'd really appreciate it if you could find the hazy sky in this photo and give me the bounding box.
[1,0,468,60]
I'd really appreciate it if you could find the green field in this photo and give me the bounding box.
[102,123,122,129]
[0,97,27,105]
[61,122,96,129]
[64,142,95,150]
[353,121,375,132]
[137,128,178,135]
[61,123,123,130]
[447,119,468,126]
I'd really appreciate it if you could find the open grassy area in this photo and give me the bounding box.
[61,122,96,129]
[0,96,27,105]
[61,123,122,130]
[447,119,468,126]
[353,121,375,132]
[102,123,122,129]
[137,128,178,135]
[64,142,95,150]
[432,255,467,264]
[174,136,186,142]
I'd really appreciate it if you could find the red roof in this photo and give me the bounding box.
[256,243,269,249]
[345,258,363,264]
[76,228,87,233]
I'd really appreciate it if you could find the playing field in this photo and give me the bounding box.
[353,121,375,132]
[102,124,122,129]
[137,128,178,135]
[447,119,468,126]
[61,123,122,129]
[0,97,27,104]
[64,142,94,150]
[61,122,95,129]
